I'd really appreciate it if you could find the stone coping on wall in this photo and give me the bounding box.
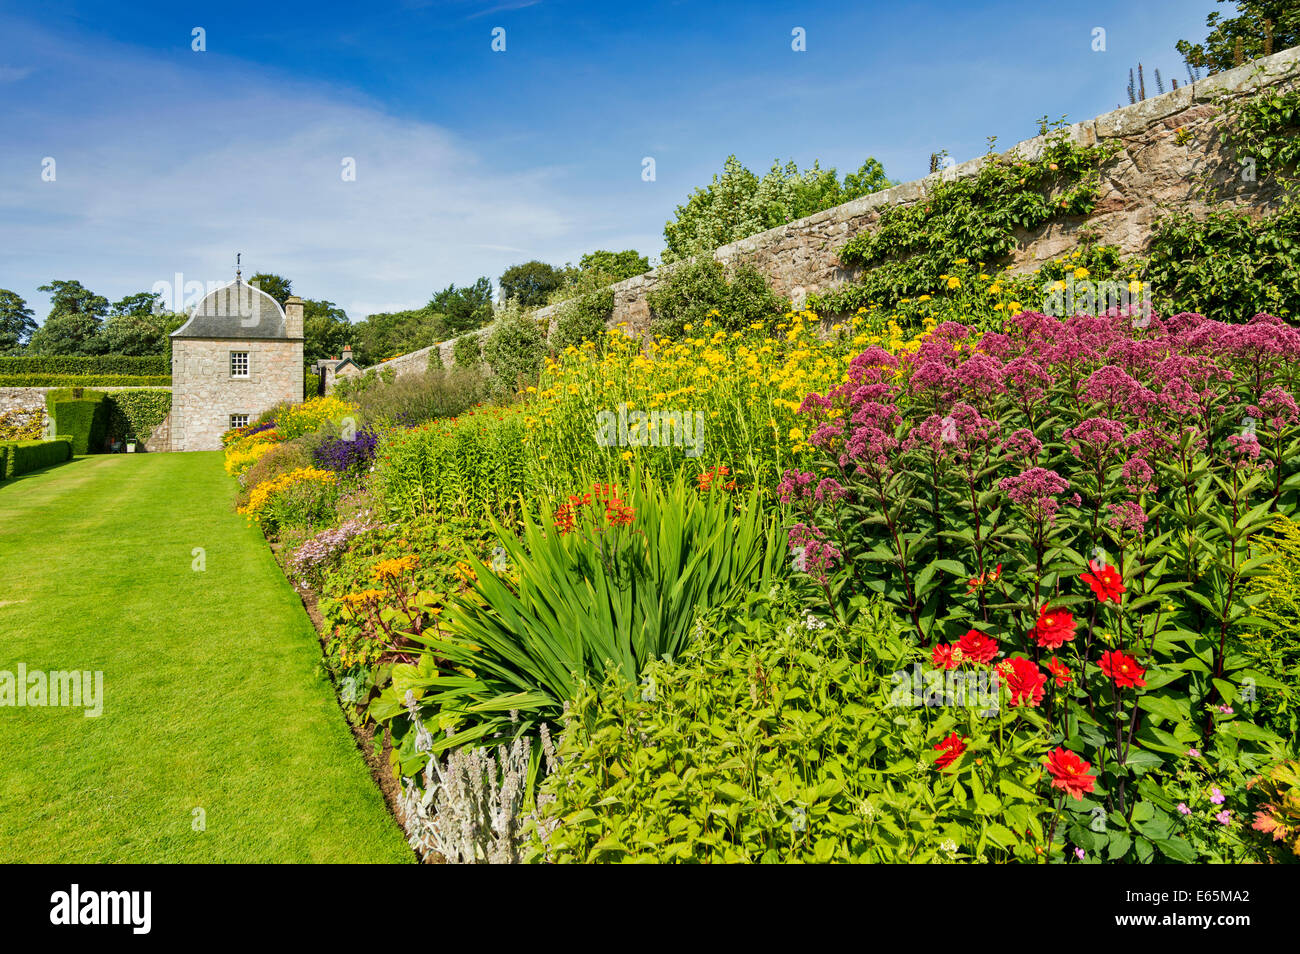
[353,46,1300,379]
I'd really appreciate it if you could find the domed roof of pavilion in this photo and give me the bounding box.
[171,279,290,339]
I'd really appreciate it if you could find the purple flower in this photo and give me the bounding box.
[1210,786,1225,805]
[999,467,1070,524]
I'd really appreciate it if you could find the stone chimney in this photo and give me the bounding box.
[342,345,353,362]
[284,296,304,338]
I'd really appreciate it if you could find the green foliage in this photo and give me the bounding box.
[103,389,172,443]
[0,355,168,375]
[0,289,36,353]
[390,477,784,760]
[302,299,351,365]
[246,272,293,306]
[28,280,110,356]
[646,257,786,338]
[1222,85,1300,196]
[343,365,493,428]
[1238,516,1300,737]
[350,307,446,366]
[451,334,483,369]
[375,408,529,522]
[498,261,566,307]
[51,396,109,455]
[663,155,893,263]
[551,288,614,352]
[1145,205,1300,322]
[429,278,494,335]
[0,375,170,387]
[576,250,649,283]
[814,127,1118,315]
[481,305,547,394]
[1176,0,1300,75]
[529,598,1051,863]
[0,438,72,477]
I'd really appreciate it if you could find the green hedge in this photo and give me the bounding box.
[103,389,171,443]
[51,396,109,455]
[0,438,72,478]
[0,375,171,387]
[0,355,168,375]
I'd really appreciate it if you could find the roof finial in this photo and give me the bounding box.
[235,252,242,282]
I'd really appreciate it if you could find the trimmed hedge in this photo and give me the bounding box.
[51,396,109,455]
[0,355,168,375]
[0,375,171,387]
[102,389,171,443]
[0,438,72,478]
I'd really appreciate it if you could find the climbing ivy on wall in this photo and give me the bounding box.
[812,124,1121,315]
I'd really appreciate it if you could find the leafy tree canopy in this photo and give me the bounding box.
[0,289,36,354]
[662,155,894,263]
[499,260,566,307]
[1177,0,1300,74]
[429,277,494,335]
[247,272,293,307]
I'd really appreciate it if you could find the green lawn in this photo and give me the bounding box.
[0,452,413,862]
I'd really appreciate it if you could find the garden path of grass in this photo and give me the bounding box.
[0,452,413,862]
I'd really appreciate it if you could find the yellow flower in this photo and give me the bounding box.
[946,276,961,289]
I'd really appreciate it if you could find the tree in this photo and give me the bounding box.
[482,302,546,394]
[303,299,352,364]
[662,155,894,262]
[349,307,447,366]
[102,291,170,355]
[577,250,649,283]
[28,280,109,355]
[1177,1,1300,74]
[0,290,36,353]
[430,277,494,335]
[498,261,566,307]
[247,272,293,307]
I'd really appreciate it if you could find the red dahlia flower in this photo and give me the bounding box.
[1046,656,1072,687]
[1045,746,1097,800]
[933,732,967,771]
[1030,607,1077,649]
[957,628,998,664]
[1000,656,1047,707]
[1099,650,1147,689]
[932,643,957,670]
[1081,560,1126,604]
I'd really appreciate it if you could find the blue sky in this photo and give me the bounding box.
[0,0,1212,322]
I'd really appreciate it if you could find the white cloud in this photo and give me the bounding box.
[0,65,33,82]
[0,20,608,322]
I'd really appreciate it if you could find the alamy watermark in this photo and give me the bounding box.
[889,663,1000,715]
[594,403,705,458]
[1,664,103,717]
[1042,274,1152,321]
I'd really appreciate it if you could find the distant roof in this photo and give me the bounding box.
[171,280,294,339]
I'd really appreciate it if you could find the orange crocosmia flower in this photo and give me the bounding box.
[1081,559,1126,604]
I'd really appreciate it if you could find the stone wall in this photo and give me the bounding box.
[357,46,1299,379]
[170,339,302,451]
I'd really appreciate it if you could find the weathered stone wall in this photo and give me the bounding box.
[358,46,1299,379]
[170,339,302,451]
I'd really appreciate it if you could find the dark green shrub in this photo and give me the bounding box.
[482,308,547,394]
[451,334,483,369]
[551,288,614,352]
[1146,206,1300,323]
[0,375,170,387]
[103,389,172,443]
[51,397,109,455]
[1,438,72,477]
[647,257,785,338]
